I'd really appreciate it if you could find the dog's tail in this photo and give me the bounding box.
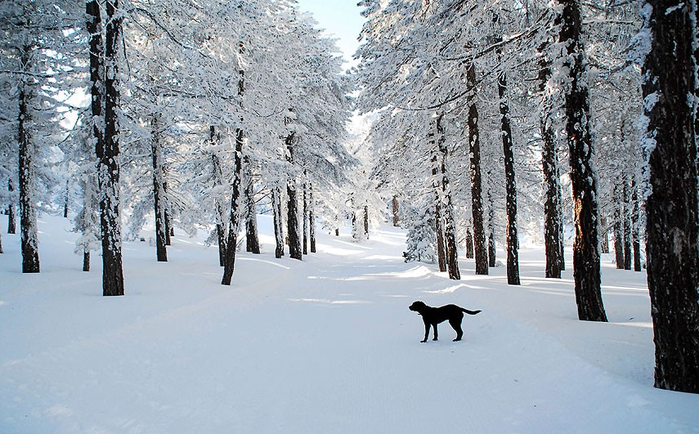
[461,308,481,315]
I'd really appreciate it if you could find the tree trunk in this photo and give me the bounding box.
[467,63,488,275]
[599,217,610,254]
[392,195,400,226]
[487,188,496,267]
[0,230,3,254]
[91,0,125,296]
[309,182,316,253]
[244,157,260,254]
[631,178,642,272]
[558,0,606,321]
[614,181,625,269]
[642,0,699,393]
[18,74,40,274]
[221,128,244,285]
[539,41,563,279]
[151,113,168,262]
[63,180,69,218]
[498,69,520,285]
[302,176,308,255]
[623,178,632,270]
[210,127,227,267]
[272,186,285,259]
[287,181,302,259]
[7,178,16,234]
[285,127,302,260]
[437,114,460,280]
[432,151,447,273]
[83,250,90,272]
[465,226,474,259]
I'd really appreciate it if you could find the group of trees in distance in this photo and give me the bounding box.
[0,1,697,393]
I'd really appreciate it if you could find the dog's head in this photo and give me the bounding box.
[409,301,427,313]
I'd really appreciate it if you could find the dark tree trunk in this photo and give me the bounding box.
[465,226,474,259]
[303,176,308,255]
[539,41,563,279]
[272,186,285,259]
[221,128,244,285]
[487,189,496,268]
[164,179,172,246]
[63,180,69,218]
[432,152,447,273]
[244,157,260,254]
[498,69,520,285]
[309,182,316,253]
[91,0,125,296]
[83,250,90,272]
[643,0,699,393]
[435,113,460,280]
[558,0,606,321]
[599,217,610,254]
[467,64,488,275]
[614,182,625,269]
[287,182,302,260]
[392,195,400,226]
[7,178,16,234]
[0,230,3,254]
[623,178,632,270]
[151,113,168,262]
[18,74,40,274]
[631,179,642,272]
[285,128,302,260]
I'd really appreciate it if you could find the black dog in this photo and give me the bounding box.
[409,300,481,342]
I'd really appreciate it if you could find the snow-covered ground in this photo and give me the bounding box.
[1,214,698,433]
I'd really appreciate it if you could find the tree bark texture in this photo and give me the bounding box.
[7,178,16,234]
[18,73,40,274]
[392,196,400,227]
[272,186,285,259]
[244,157,260,254]
[622,178,632,270]
[465,227,474,259]
[467,64,488,275]
[487,189,496,267]
[631,178,642,272]
[221,128,244,285]
[151,114,168,262]
[436,113,460,280]
[498,70,520,285]
[539,40,564,279]
[309,182,316,253]
[303,177,308,255]
[285,128,302,260]
[642,0,699,393]
[558,0,606,321]
[614,182,625,269]
[431,140,447,273]
[92,0,125,296]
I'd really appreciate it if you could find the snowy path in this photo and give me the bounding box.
[1,216,698,433]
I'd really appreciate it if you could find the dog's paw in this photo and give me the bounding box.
[420,339,427,343]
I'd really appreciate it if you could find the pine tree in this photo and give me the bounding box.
[557,0,606,321]
[642,0,699,393]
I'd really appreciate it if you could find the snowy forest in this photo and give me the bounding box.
[1,0,699,431]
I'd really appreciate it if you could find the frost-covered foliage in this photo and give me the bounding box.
[403,205,437,264]
[355,0,646,259]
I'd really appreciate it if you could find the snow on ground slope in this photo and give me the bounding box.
[1,214,698,433]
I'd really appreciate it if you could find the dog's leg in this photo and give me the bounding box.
[422,321,430,343]
[432,323,438,341]
[450,319,463,341]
